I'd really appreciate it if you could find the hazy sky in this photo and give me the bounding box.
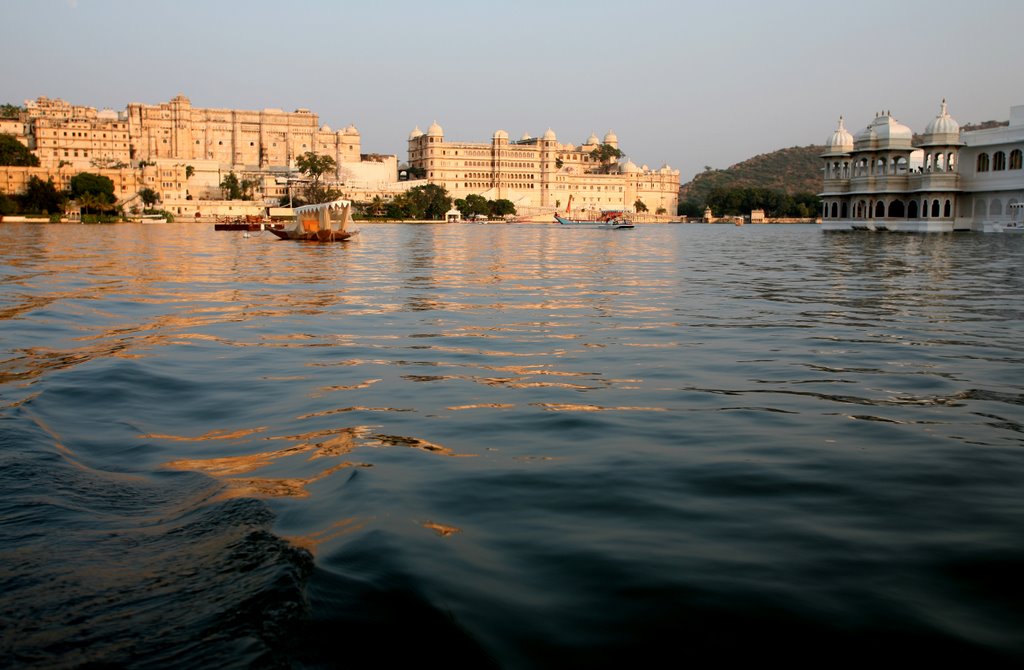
[3,0,1022,182]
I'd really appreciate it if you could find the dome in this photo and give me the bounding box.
[621,159,638,173]
[520,132,532,141]
[344,124,359,135]
[854,111,913,150]
[921,99,962,145]
[603,129,618,145]
[585,132,600,145]
[826,116,854,153]
[427,121,443,136]
[542,128,556,141]
[408,126,423,140]
[493,129,509,140]
[320,124,332,132]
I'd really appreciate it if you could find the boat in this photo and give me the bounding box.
[267,199,358,241]
[554,197,634,229]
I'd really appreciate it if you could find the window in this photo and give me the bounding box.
[1011,149,1023,170]
[993,151,1006,171]
[977,153,990,172]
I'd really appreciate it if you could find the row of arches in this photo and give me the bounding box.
[826,152,961,180]
[822,197,955,220]
[972,198,1019,218]
[977,149,1022,172]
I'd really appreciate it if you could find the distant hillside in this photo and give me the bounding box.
[680,145,825,207]
[962,119,1009,132]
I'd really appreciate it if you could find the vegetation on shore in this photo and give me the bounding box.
[1,134,40,167]
[678,145,824,218]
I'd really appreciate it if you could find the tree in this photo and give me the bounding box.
[0,134,40,167]
[489,199,516,217]
[139,187,159,208]
[590,143,623,173]
[456,193,489,218]
[634,199,648,213]
[220,172,243,200]
[240,177,259,201]
[19,176,64,214]
[70,172,116,205]
[296,152,337,203]
[387,184,451,220]
[0,193,18,215]
[185,165,195,179]
[0,104,22,119]
[407,183,451,220]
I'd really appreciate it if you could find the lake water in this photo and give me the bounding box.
[2,222,1023,667]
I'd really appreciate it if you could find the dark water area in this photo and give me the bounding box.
[1,221,1023,667]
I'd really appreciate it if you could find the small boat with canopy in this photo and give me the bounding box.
[268,200,358,241]
[553,195,634,229]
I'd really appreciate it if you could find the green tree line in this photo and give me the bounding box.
[687,186,820,218]
[452,193,516,219]
[0,172,119,219]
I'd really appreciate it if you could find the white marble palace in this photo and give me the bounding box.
[820,101,1024,232]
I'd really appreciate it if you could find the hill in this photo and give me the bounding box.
[678,145,825,217]
[680,145,825,207]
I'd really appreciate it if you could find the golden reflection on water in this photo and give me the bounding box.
[286,517,368,554]
[142,426,270,442]
[421,521,462,537]
[225,461,372,499]
[530,403,668,412]
[159,423,474,501]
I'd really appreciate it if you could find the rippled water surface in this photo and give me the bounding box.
[2,222,1023,667]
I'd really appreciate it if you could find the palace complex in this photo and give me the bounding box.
[1,95,682,220]
[1,95,394,214]
[820,101,1024,232]
[407,123,679,215]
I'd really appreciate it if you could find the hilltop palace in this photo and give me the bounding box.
[820,101,1024,232]
[1,95,679,220]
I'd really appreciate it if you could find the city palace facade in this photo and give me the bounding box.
[407,123,679,215]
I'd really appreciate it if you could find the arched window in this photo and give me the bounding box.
[991,200,1002,216]
[931,200,940,217]
[1010,149,1022,170]
[994,151,1006,171]
[830,202,838,218]
[841,202,848,218]
[875,201,885,218]
[888,200,904,217]
[977,153,990,172]
[908,200,919,218]
[974,199,986,218]
[944,200,951,217]
[922,200,929,218]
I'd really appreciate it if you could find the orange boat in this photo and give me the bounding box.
[268,200,359,242]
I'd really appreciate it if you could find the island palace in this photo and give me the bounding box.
[820,101,1024,232]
